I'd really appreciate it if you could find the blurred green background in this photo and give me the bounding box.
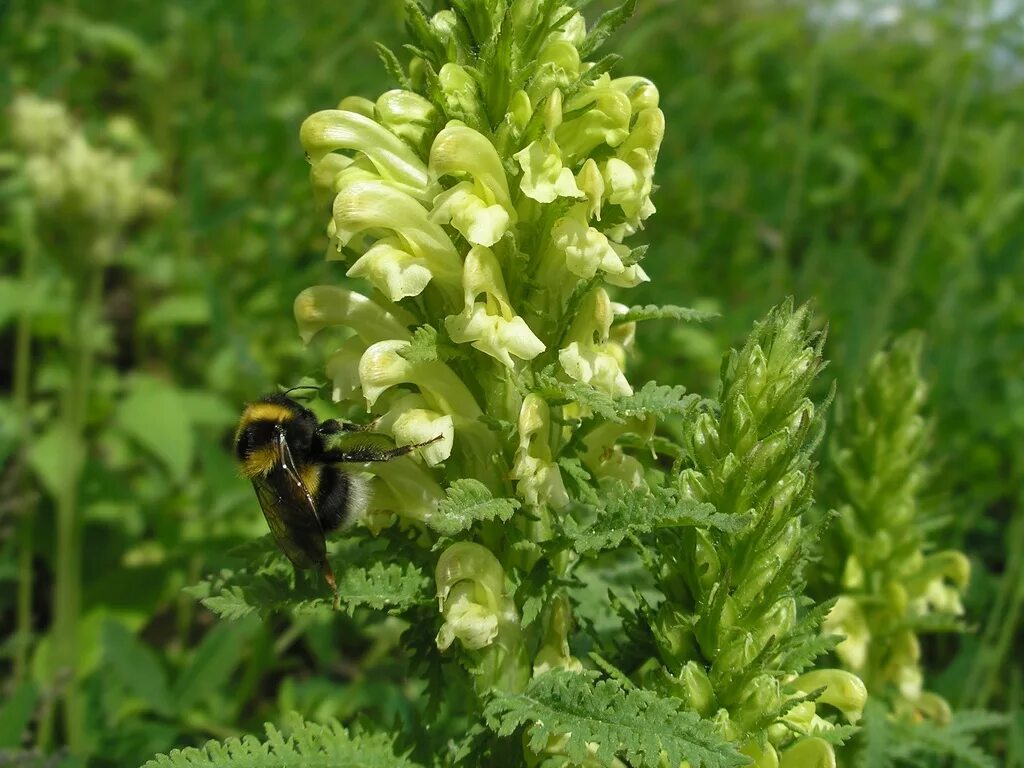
[0,0,1021,765]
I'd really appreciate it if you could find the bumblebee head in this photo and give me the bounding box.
[236,393,320,477]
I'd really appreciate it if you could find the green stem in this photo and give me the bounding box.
[13,202,38,687]
[53,251,105,754]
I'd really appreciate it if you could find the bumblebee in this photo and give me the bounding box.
[235,391,437,607]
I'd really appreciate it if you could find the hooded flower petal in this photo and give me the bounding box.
[559,288,633,397]
[358,339,482,416]
[431,182,510,247]
[293,284,411,344]
[300,109,431,198]
[332,180,463,295]
[511,395,570,510]
[550,206,632,279]
[346,237,434,301]
[444,246,544,368]
[429,123,514,213]
[513,135,584,203]
[325,337,369,403]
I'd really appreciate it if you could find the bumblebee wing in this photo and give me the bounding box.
[250,429,327,570]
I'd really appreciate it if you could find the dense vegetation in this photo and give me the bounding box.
[0,1,1020,766]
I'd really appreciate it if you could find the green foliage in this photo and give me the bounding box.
[429,480,520,537]
[562,480,741,555]
[857,699,1007,768]
[484,670,746,768]
[141,713,421,768]
[187,545,430,620]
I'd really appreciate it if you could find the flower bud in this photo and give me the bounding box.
[336,95,376,117]
[559,288,632,397]
[346,237,434,302]
[375,89,438,151]
[576,158,605,221]
[444,246,545,368]
[611,76,660,112]
[513,135,584,204]
[823,596,870,672]
[678,661,716,717]
[438,63,483,124]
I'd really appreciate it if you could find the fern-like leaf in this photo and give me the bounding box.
[534,368,620,422]
[565,483,742,554]
[429,479,520,536]
[186,559,429,619]
[616,381,703,420]
[484,670,746,768]
[141,712,421,767]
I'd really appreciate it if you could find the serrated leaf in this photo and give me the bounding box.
[616,381,702,420]
[375,42,411,89]
[101,620,174,716]
[428,479,520,536]
[889,715,1002,768]
[578,0,637,58]
[484,670,746,768]
[335,561,431,616]
[566,482,741,554]
[188,556,430,620]
[140,712,422,768]
[617,304,719,324]
[534,369,620,422]
[400,324,441,363]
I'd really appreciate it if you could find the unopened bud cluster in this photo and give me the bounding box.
[640,302,866,767]
[824,333,968,723]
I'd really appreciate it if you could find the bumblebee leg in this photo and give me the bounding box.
[319,417,382,435]
[321,560,340,611]
[320,434,443,463]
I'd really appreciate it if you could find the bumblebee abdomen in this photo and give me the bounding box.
[314,467,369,533]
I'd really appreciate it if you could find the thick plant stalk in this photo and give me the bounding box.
[824,333,970,723]
[12,202,38,687]
[52,260,104,752]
